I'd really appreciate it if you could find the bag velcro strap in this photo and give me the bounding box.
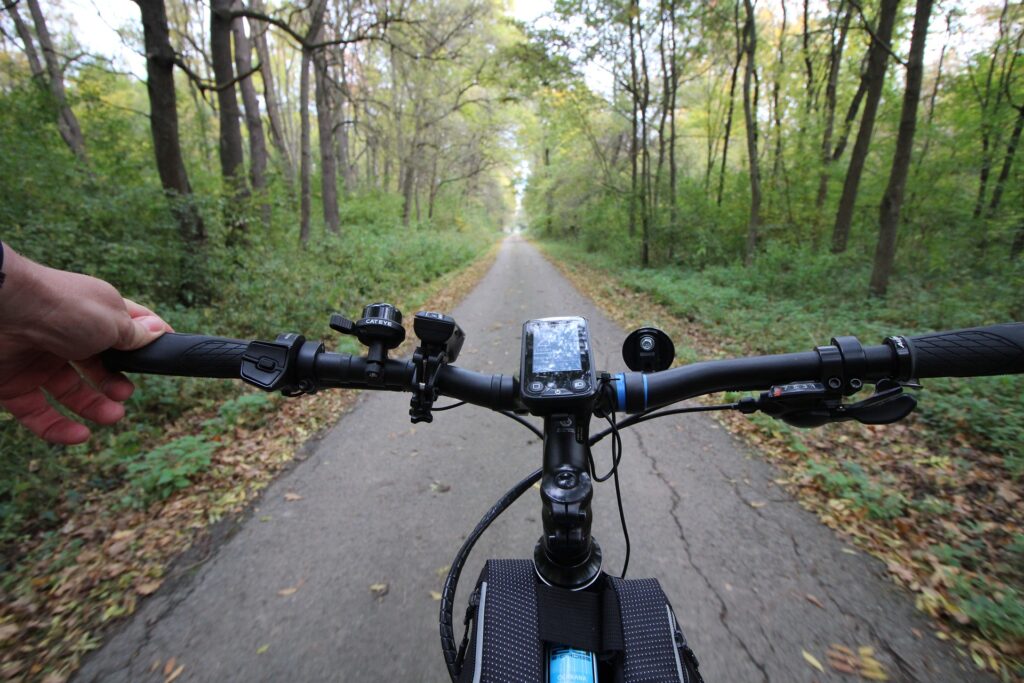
[609,576,688,682]
[535,581,625,654]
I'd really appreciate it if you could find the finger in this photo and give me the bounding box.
[74,357,135,402]
[43,363,126,425]
[113,314,170,351]
[1,390,91,445]
[124,298,174,332]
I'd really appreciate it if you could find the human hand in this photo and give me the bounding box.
[0,245,173,444]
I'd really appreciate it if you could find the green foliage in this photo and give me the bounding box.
[805,460,907,520]
[202,392,274,435]
[952,577,1024,642]
[124,436,218,507]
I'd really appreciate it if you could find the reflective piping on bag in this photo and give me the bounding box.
[472,582,488,683]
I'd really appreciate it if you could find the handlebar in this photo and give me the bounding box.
[102,322,1024,416]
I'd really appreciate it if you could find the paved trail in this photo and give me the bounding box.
[78,237,982,682]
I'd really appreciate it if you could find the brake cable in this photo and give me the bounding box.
[588,401,741,445]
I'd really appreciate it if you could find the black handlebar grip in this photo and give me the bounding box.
[101,333,249,378]
[907,322,1024,378]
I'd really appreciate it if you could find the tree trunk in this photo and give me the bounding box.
[742,0,760,266]
[1012,217,1024,260]
[668,0,678,251]
[654,5,670,212]
[22,0,89,163]
[628,0,639,239]
[831,53,870,162]
[544,145,554,234]
[771,1,787,180]
[914,11,950,174]
[972,0,1012,220]
[134,0,207,304]
[869,0,932,297]
[249,0,295,185]
[299,48,312,244]
[987,106,1024,218]
[717,0,743,207]
[7,3,44,79]
[334,51,358,194]
[815,2,851,210]
[231,1,269,226]
[802,0,814,114]
[638,10,651,267]
[314,51,340,234]
[210,0,247,198]
[831,0,900,254]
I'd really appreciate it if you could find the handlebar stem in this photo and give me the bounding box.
[533,414,603,590]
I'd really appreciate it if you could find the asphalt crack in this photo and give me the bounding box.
[632,430,770,683]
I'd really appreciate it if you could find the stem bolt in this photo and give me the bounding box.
[555,472,577,489]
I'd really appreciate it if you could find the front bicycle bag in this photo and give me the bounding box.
[454,559,703,683]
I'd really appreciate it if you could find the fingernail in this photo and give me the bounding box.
[140,316,166,333]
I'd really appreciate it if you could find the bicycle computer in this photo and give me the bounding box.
[520,316,597,413]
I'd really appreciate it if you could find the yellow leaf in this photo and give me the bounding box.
[749,501,767,509]
[430,591,442,601]
[802,649,824,673]
[256,644,269,655]
[284,492,303,501]
[165,664,185,683]
[861,667,889,681]
[136,581,162,596]
[277,587,298,597]
[370,582,389,598]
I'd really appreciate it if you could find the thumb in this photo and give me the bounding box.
[114,315,169,351]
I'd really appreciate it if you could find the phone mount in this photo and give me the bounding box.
[330,303,406,379]
[409,312,465,423]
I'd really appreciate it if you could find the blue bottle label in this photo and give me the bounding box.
[548,646,597,683]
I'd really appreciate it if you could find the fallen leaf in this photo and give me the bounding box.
[995,483,1019,504]
[370,582,389,598]
[0,623,19,642]
[748,501,767,509]
[532,482,540,490]
[278,587,298,597]
[430,591,442,601]
[802,649,824,673]
[256,644,269,655]
[165,664,185,683]
[41,673,67,683]
[259,515,272,522]
[430,481,451,494]
[436,565,451,577]
[805,594,824,609]
[136,581,162,596]
[163,658,177,676]
[284,492,303,501]
[841,548,858,555]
